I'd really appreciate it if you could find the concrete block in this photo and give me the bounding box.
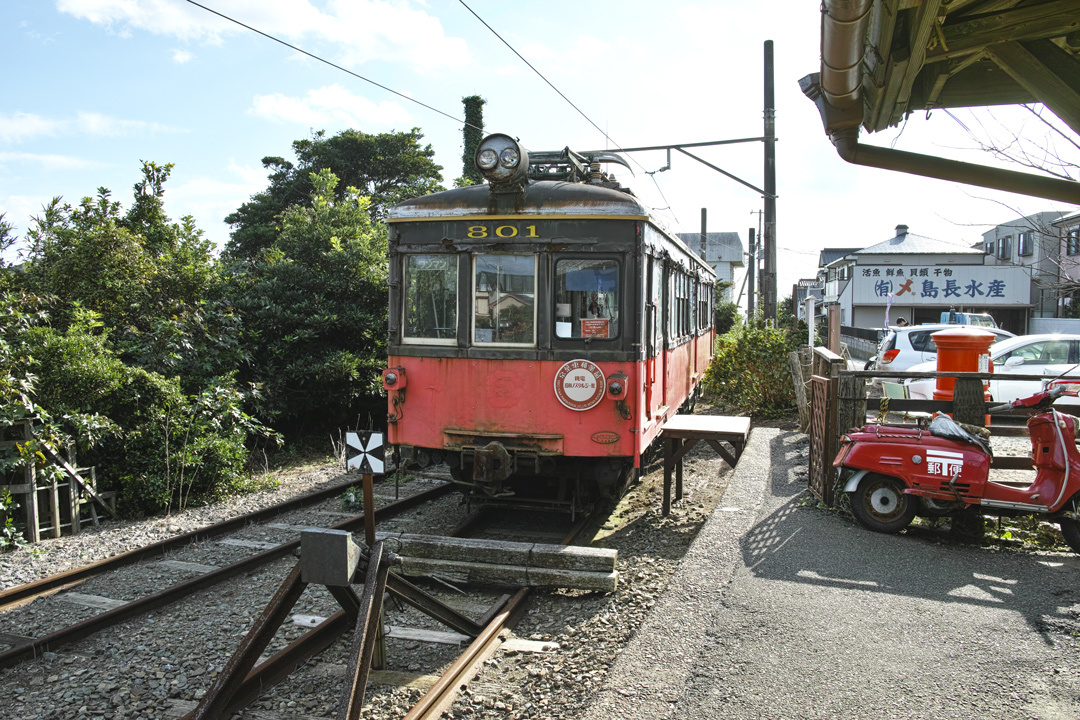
[300,528,361,586]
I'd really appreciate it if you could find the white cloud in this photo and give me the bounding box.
[249,84,413,128]
[0,113,65,143]
[75,111,180,137]
[173,49,194,63]
[59,0,469,71]
[0,152,98,171]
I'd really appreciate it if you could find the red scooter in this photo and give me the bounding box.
[834,384,1080,552]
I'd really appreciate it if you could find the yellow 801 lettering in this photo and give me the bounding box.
[465,224,540,239]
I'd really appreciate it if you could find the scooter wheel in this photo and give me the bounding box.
[849,474,916,534]
[1060,519,1080,554]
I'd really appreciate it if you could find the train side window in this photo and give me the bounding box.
[473,254,537,346]
[553,259,620,339]
[403,254,457,344]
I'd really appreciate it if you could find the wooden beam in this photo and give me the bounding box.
[894,0,945,116]
[927,1,1080,62]
[986,39,1080,137]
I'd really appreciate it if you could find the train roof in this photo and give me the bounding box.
[387,180,651,222]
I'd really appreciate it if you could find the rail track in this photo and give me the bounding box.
[0,447,730,720]
[0,474,453,669]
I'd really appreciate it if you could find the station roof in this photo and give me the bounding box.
[800,0,1080,204]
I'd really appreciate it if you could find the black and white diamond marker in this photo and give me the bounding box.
[346,432,384,474]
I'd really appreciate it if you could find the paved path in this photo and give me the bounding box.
[583,428,1080,720]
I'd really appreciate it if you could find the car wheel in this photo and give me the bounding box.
[864,359,876,372]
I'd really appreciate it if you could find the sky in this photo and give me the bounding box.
[2,0,1076,306]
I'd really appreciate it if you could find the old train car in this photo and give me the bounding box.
[382,134,715,511]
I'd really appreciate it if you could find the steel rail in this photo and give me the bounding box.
[405,512,592,720]
[0,475,371,609]
[0,482,452,669]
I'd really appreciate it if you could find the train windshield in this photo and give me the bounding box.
[403,254,457,344]
[554,259,619,339]
[473,254,537,346]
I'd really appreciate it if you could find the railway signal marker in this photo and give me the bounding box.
[346,431,384,475]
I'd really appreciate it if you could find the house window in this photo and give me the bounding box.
[1068,229,1080,256]
[997,236,1012,260]
[984,241,994,254]
[1018,231,1033,257]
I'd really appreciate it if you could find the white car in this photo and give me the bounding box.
[869,324,1015,374]
[904,333,1080,406]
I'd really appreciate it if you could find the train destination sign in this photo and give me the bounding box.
[554,359,607,411]
[850,264,1028,305]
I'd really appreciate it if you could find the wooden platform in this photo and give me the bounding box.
[661,415,751,516]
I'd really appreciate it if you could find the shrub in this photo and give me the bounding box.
[702,320,801,417]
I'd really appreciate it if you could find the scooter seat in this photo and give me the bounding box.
[928,412,992,457]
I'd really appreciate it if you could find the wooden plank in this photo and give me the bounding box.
[367,670,440,690]
[660,414,750,439]
[399,557,617,592]
[217,538,280,551]
[55,592,127,611]
[156,560,219,573]
[502,637,560,653]
[386,625,470,646]
[375,532,616,573]
[0,632,35,647]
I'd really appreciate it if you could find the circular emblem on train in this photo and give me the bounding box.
[554,359,607,411]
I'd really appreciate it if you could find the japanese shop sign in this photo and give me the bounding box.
[851,265,1028,305]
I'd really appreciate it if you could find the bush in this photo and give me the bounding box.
[702,320,801,417]
[714,300,741,335]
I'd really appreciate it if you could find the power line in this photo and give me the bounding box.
[183,0,479,131]
[455,0,656,176]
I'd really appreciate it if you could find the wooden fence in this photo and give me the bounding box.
[805,348,1047,507]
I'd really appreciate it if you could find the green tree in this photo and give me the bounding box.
[226,168,389,434]
[224,128,443,259]
[459,95,486,186]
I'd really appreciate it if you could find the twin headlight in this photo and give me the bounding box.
[474,134,528,186]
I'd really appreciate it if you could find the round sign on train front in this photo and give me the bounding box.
[554,359,607,411]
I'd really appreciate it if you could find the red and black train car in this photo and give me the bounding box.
[382,134,715,510]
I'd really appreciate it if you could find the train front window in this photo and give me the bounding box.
[403,254,457,344]
[554,259,619,339]
[473,254,536,346]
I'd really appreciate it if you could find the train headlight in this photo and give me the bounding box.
[474,133,529,187]
[477,148,498,170]
[500,147,520,168]
[606,371,628,398]
[382,367,406,390]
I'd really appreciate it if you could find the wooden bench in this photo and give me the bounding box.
[661,415,751,516]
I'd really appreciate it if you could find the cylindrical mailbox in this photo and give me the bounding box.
[931,328,995,420]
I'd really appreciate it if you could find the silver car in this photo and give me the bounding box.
[868,324,1014,375]
[905,333,1080,406]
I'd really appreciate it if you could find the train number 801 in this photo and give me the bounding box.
[467,225,539,239]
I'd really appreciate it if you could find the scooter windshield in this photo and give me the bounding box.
[928,412,993,457]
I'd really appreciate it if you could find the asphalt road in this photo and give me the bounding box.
[583,427,1080,720]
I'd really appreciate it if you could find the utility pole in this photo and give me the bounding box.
[762,40,778,321]
[747,227,756,318]
[700,208,707,263]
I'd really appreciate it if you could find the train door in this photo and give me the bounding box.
[648,256,667,418]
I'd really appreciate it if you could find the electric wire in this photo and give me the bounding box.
[183,0,480,132]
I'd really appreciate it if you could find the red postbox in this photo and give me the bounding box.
[932,327,995,421]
